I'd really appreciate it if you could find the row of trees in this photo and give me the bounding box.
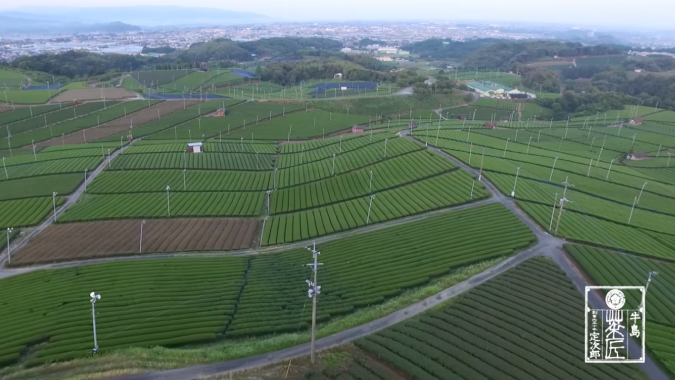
[462,41,620,70]
[261,60,396,86]
[537,91,634,118]
[5,37,343,79]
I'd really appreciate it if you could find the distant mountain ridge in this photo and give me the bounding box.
[0,6,269,30]
[0,15,141,34]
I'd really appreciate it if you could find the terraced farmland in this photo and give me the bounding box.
[263,170,487,245]
[60,191,263,221]
[474,97,518,111]
[271,152,456,213]
[111,152,275,171]
[0,101,160,149]
[356,257,645,380]
[37,100,200,146]
[12,218,259,264]
[0,196,64,228]
[224,110,370,141]
[566,244,675,376]
[413,121,675,261]
[88,170,273,193]
[0,203,533,366]
[131,69,190,87]
[0,104,63,126]
[0,156,102,181]
[96,100,228,142]
[2,101,112,139]
[146,101,303,140]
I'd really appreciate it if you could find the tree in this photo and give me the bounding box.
[255,64,263,78]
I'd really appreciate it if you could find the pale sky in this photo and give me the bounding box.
[1,0,674,28]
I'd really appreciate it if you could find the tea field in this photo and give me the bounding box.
[0,203,533,366]
[355,257,645,380]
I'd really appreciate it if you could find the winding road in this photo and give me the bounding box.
[0,129,668,380]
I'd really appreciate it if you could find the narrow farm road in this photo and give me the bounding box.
[0,143,131,269]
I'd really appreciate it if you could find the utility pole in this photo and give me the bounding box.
[511,167,520,198]
[479,148,485,181]
[638,182,647,204]
[628,196,638,224]
[306,242,323,363]
[638,272,658,310]
[139,220,146,253]
[90,292,102,353]
[606,159,615,180]
[555,196,571,235]
[549,157,558,181]
[549,193,558,231]
[366,194,375,225]
[561,176,574,199]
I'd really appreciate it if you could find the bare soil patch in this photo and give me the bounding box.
[51,88,137,103]
[37,100,199,146]
[0,106,13,113]
[11,217,259,265]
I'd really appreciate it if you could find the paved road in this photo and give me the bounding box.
[0,143,131,268]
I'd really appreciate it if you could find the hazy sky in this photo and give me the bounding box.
[1,0,674,27]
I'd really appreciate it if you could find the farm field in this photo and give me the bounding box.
[1,82,85,104]
[12,218,259,264]
[0,104,63,126]
[0,196,64,228]
[272,151,457,213]
[441,105,513,121]
[644,110,675,123]
[276,136,422,187]
[0,202,533,366]
[0,156,102,181]
[110,151,275,171]
[262,170,489,245]
[355,257,645,379]
[0,173,82,200]
[197,71,244,89]
[51,88,137,103]
[60,191,263,221]
[0,69,27,89]
[95,100,227,142]
[131,69,190,87]
[0,100,154,150]
[88,170,273,193]
[37,100,200,146]
[224,110,370,140]
[146,101,302,140]
[474,97,518,111]
[309,94,466,119]
[1,101,112,139]
[566,244,675,375]
[413,122,675,260]
[158,71,211,93]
